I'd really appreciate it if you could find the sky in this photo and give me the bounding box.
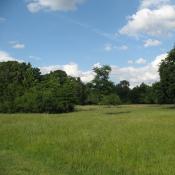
[0,0,175,87]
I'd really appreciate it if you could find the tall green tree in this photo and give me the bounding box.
[87,65,115,104]
[0,62,78,113]
[159,47,175,103]
[0,61,41,112]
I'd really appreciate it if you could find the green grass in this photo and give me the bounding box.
[0,105,175,175]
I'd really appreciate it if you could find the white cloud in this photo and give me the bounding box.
[13,43,25,49]
[40,63,95,83]
[9,41,25,49]
[119,1,175,36]
[111,53,167,87]
[27,0,86,13]
[104,44,128,52]
[128,58,147,65]
[144,39,161,47]
[63,63,80,77]
[0,51,23,62]
[136,58,147,64]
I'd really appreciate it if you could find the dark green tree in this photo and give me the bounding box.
[0,62,79,113]
[0,61,41,112]
[116,80,130,103]
[130,83,153,104]
[159,47,175,103]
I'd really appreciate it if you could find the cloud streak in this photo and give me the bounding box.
[9,41,25,49]
[58,15,118,41]
[27,0,86,13]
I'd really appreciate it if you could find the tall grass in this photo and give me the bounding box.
[0,105,175,175]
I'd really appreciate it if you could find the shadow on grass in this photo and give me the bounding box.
[165,105,175,110]
[105,111,131,115]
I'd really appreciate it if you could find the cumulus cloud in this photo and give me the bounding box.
[9,41,25,49]
[111,53,167,87]
[39,53,167,87]
[119,0,175,36]
[27,0,86,13]
[40,63,95,83]
[144,39,161,47]
[0,51,23,62]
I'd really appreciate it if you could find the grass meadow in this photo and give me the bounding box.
[0,105,175,175]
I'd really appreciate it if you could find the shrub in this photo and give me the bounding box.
[100,94,121,105]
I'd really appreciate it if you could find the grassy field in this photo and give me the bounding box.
[0,105,175,175]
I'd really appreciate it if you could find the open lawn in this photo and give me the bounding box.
[0,105,175,175]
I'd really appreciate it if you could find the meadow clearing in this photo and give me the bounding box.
[0,105,175,175]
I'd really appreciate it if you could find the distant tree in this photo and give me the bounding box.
[100,94,121,105]
[73,77,88,105]
[116,80,130,103]
[130,83,153,104]
[87,65,115,104]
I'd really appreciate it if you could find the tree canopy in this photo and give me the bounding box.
[159,47,175,103]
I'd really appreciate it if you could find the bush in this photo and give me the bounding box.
[14,80,76,113]
[100,94,121,105]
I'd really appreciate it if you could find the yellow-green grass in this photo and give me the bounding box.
[0,105,175,175]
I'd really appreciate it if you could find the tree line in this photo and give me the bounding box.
[0,47,175,113]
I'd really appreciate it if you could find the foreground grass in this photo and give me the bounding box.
[0,105,175,175]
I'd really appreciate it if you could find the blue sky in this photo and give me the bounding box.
[0,0,175,86]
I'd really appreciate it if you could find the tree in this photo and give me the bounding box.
[116,80,130,103]
[0,62,78,113]
[130,83,153,104]
[0,61,41,112]
[159,47,175,103]
[74,77,87,105]
[87,65,115,104]
[152,82,166,104]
